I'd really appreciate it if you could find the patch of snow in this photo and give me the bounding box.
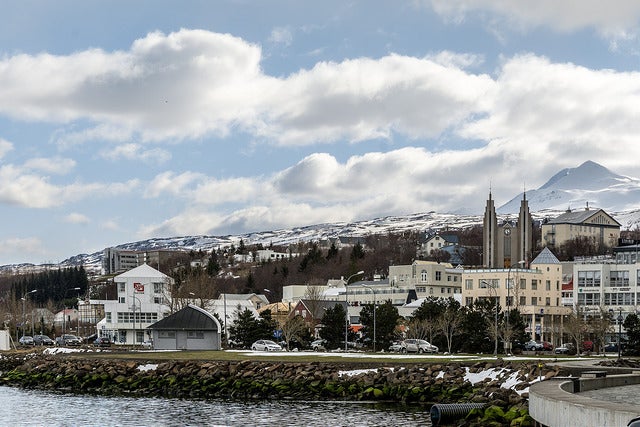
[43,347,84,355]
[338,368,378,377]
[435,371,445,379]
[137,363,158,372]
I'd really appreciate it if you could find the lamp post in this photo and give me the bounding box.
[21,289,37,339]
[130,294,142,346]
[344,270,365,352]
[362,284,377,353]
[617,309,623,361]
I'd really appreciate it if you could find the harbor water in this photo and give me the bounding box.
[0,385,431,426]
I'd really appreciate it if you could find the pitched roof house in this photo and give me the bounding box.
[147,304,221,350]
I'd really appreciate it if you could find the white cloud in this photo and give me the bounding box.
[0,139,14,158]
[0,237,44,256]
[269,26,293,46]
[99,143,171,164]
[64,212,90,224]
[427,0,640,36]
[24,157,76,174]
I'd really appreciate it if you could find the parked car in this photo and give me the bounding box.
[141,340,153,349]
[251,339,282,351]
[542,341,553,351]
[19,336,35,346]
[311,339,327,352]
[388,341,403,353]
[604,342,623,353]
[56,334,82,346]
[93,337,112,347]
[524,340,543,351]
[400,339,438,354]
[33,335,54,346]
[554,343,575,354]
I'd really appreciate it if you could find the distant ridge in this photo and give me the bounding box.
[5,161,640,273]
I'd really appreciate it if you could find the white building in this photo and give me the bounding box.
[97,264,173,345]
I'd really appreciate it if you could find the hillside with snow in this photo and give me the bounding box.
[6,161,640,273]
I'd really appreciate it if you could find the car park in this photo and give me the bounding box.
[19,336,35,346]
[93,337,112,347]
[33,335,54,346]
[311,339,327,351]
[251,339,282,351]
[56,334,82,346]
[400,339,438,354]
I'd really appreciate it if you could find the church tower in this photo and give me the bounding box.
[483,191,498,268]
[483,191,535,269]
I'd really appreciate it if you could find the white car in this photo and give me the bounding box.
[251,339,282,351]
[400,339,438,354]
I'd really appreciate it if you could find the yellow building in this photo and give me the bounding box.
[542,207,620,249]
[461,247,571,346]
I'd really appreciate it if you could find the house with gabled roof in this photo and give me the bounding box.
[542,207,620,249]
[147,304,221,350]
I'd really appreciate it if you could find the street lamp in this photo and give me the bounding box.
[344,270,365,352]
[362,284,377,353]
[617,309,623,361]
[130,294,142,346]
[21,289,37,339]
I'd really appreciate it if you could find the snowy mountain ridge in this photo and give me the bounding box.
[5,161,640,273]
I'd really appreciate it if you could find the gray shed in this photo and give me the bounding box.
[147,304,221,350]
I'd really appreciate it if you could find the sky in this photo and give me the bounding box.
[2,1,640,265]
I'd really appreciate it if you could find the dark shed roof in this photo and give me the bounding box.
[148,304,219,331]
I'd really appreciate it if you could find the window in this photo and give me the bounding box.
[609,271,629,287]
[577,270,601,287]
[447,275,451,282]
[154,296,164,304]
[187,331,204,339]
[441,287,445,294]
[506,278,514,289]
[505,296,513,307]
[520,279,526,290]
[429,287,434,294]
[545,280,551,291]
[416,286,426,293]
[153,282,164,293]
[531,280,538,290]
[106,312,112,323]
[465,279,473,290]
[159,331,175,339]
[465,297,474,306]
[531,297,537,306]
[545,297,550,306]
[420,270,428,282]
[118,282,125,293]
[519,296,526,306]
[435,271,442,281]
[118,297,125,303]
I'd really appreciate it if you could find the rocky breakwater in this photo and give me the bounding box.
[0,353,562,426]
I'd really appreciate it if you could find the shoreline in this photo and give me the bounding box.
[0,349,554,426]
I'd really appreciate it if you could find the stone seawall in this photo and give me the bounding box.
[0,353,554,426]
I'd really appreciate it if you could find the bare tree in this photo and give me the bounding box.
[564,308,587,353]
[437,300,463,353]
[587,306,613,354]
[280,314,308,350]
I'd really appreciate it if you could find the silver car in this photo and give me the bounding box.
[401,339,438,354]
[251,339,282,351]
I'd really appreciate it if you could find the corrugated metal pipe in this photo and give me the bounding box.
[429,403,487,426]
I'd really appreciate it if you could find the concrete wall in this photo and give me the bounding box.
[529,374,640,427]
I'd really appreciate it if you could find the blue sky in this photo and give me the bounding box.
[1,1,640,265]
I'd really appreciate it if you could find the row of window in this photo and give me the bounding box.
[465,278,559,291]
[117,282,166,293]
[577,292,639,306]
[577,270,640,287]
[157,331,205,339]
[465,296,558,307]
[106,312,159,324]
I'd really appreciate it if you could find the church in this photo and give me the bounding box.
[483,192,535,269]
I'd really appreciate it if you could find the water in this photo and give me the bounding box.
[0,386,432,426]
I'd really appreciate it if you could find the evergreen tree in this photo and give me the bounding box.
[206,250,221,276]
[623,313,640,355]
[319,304,347,350]
[359,300,400,350]
[228,308,261,347]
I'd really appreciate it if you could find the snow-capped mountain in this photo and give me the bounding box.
[7,161,640,273]
[498,161,640,214]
